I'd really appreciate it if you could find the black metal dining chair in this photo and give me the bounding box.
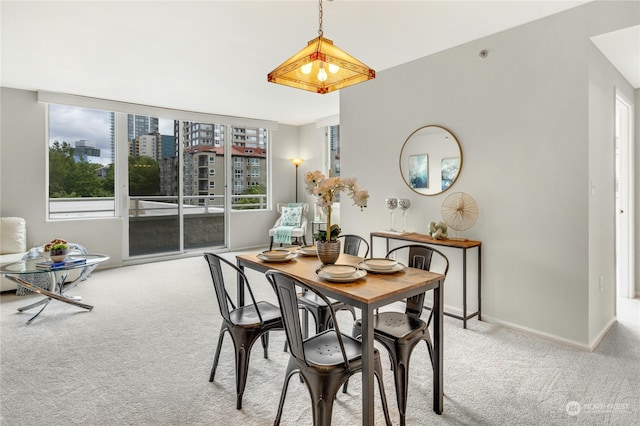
[204,252,284,409]
[346,244,449,426]
[266,269,392,426]
[338,234,370,258]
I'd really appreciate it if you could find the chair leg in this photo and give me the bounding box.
[374,357,393,426]
[234,345,250,410]
[425,338,434,368]
[387,343,416,426]
[274,367,298,425]
[209,326,227,382]
[269,237,274,250]
[306,373,340,426]
[261,332,270,358]
[342,321,363,393]
[393,360,409,426]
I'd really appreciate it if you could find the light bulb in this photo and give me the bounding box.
[328,64,339,74]
[301,63,312,74]
[317,66,328,82]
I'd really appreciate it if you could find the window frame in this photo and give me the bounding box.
[40,91,277,220]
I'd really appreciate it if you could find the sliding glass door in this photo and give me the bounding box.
[128,116,226,257]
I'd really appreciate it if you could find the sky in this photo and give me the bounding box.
[49,104,174,166]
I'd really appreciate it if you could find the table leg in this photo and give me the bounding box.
[7,276,93,324]
[17,297,49,312]
[463,249,468,329]
[361,305,375,424]
[433,279,444,414]
[478,245,482,321]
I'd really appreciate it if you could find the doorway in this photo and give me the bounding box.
[615,93,635,300]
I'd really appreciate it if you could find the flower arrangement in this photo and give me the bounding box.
[44,238,68,252]
[304,170,369,242]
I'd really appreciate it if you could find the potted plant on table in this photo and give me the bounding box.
[304,171,369,264]
[45,239,69,262]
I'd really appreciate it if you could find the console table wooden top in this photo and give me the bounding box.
[371,231,481,249]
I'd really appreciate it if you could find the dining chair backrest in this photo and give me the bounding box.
[204,252,264,325]
[385,245,449,318]
[339,234,370,258]
[266,270,350,368]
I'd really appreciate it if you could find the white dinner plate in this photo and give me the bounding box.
[315,268,367,283]
[296,246,317,256]
[257,253,296,263]
[260,249,291,259]
[361,258,398,271]
[358,261,406,274]
[320,264,358,278]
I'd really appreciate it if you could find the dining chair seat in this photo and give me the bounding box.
[229,301,282,326]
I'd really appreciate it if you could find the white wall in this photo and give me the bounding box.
[0,88,299,267]
[338,1,638,348]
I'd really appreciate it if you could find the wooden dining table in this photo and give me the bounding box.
[236,251,445,425]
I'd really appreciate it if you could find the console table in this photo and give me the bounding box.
[370,231,481,328]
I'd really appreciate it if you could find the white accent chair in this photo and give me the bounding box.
[268,203,309,250]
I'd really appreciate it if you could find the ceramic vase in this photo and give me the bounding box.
[316,240,341,265]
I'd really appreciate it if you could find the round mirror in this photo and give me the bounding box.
[399,125,463,196]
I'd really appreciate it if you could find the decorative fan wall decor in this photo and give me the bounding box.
[441,192,478,240]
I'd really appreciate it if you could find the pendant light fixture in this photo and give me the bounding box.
[267,0,375,94]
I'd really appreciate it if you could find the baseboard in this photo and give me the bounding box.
[423,301,469,319]
[479,313,592,351]
[588,317,617,352]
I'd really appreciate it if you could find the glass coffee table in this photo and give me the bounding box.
[0,254,109,324]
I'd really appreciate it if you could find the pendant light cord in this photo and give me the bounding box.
[318,0,323,37]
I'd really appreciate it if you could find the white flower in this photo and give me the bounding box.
[352,189,369,208]
[303,170,368,241]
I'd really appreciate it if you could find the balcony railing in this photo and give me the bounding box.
[49,194,268,219]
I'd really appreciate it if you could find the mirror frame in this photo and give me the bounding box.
[398,125,463,196]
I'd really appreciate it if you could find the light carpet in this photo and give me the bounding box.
[1,253,639,425]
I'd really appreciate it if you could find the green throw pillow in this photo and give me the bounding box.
[281,206,302,226]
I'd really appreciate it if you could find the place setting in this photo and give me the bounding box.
[256,249,297,263]
[315,264,367,283]
[358,258,406,274]
[295,245,317,256]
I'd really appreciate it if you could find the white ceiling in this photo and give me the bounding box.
[2,0,635,126]
[591,25,640,89]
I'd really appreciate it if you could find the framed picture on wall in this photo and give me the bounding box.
[441,157,461,190]
[409,154,428,189]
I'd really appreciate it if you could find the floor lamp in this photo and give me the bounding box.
[290,158,304,202]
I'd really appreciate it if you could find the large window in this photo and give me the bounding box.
[44,93,273,257]
[48,104,116,219]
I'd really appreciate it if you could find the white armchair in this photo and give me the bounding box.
[268,203,309,250]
